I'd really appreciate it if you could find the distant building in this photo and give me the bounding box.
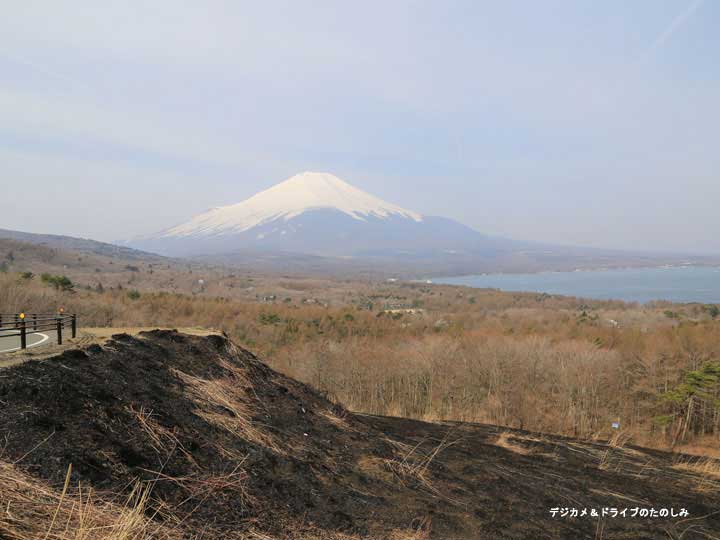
[383,302,424,314]
[384,308,425,314]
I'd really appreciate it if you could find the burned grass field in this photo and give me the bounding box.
[363,416,720,539]
[0,331,717,539]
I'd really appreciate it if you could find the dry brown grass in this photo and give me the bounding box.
[495,432,532,455]
[607,430,632,449]
[0,460,258,540]
[128,404,197,466]
[128,404,171,456]
[598,448,614,471]
[673,456,720,493]
[388,517,432,540]
[174,357,282,455]
[673,438,720,459]
[0,462,180,540]
[383,432,459,500]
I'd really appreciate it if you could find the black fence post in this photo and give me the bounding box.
[32,314,37,331]
[20,320,26,349]
[71,314,77,338]
[56,317,63,345]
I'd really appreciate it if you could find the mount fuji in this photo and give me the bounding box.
[130,172,504,258]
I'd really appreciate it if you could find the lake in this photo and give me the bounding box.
[434,266,720,304]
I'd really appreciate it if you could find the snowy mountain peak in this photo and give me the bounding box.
[161,172,423,238]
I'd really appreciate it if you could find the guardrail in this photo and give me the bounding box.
[0,312,77,349]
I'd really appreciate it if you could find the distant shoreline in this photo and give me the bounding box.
[431,265,720,304]
[427,262,720,280]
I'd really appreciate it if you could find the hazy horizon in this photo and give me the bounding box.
[1,1,718,254]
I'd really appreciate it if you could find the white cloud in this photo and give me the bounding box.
[647,0,705,55]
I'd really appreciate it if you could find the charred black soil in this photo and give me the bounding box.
[0,331,718,539]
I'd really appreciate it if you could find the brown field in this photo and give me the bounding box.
[2,259,719,457]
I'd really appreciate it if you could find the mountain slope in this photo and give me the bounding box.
[163,171,422,238]
[125,172,720,274]
[129,172,503,257]
[0,227,163,261]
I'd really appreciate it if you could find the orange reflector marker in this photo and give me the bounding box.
[19,313,25,320]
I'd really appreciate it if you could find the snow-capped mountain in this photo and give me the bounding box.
[164,171,422,237]
[129,172,498,257]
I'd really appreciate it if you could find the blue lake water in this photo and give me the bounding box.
[434,266,720,304]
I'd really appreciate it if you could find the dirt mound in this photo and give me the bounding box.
[0,330,434,538]
[1,330,718,539]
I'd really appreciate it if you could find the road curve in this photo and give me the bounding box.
[0,329,51,354]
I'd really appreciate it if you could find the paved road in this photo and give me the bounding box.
[0,328,52,354]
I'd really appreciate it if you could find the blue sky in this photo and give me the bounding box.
[1,1,718,253]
